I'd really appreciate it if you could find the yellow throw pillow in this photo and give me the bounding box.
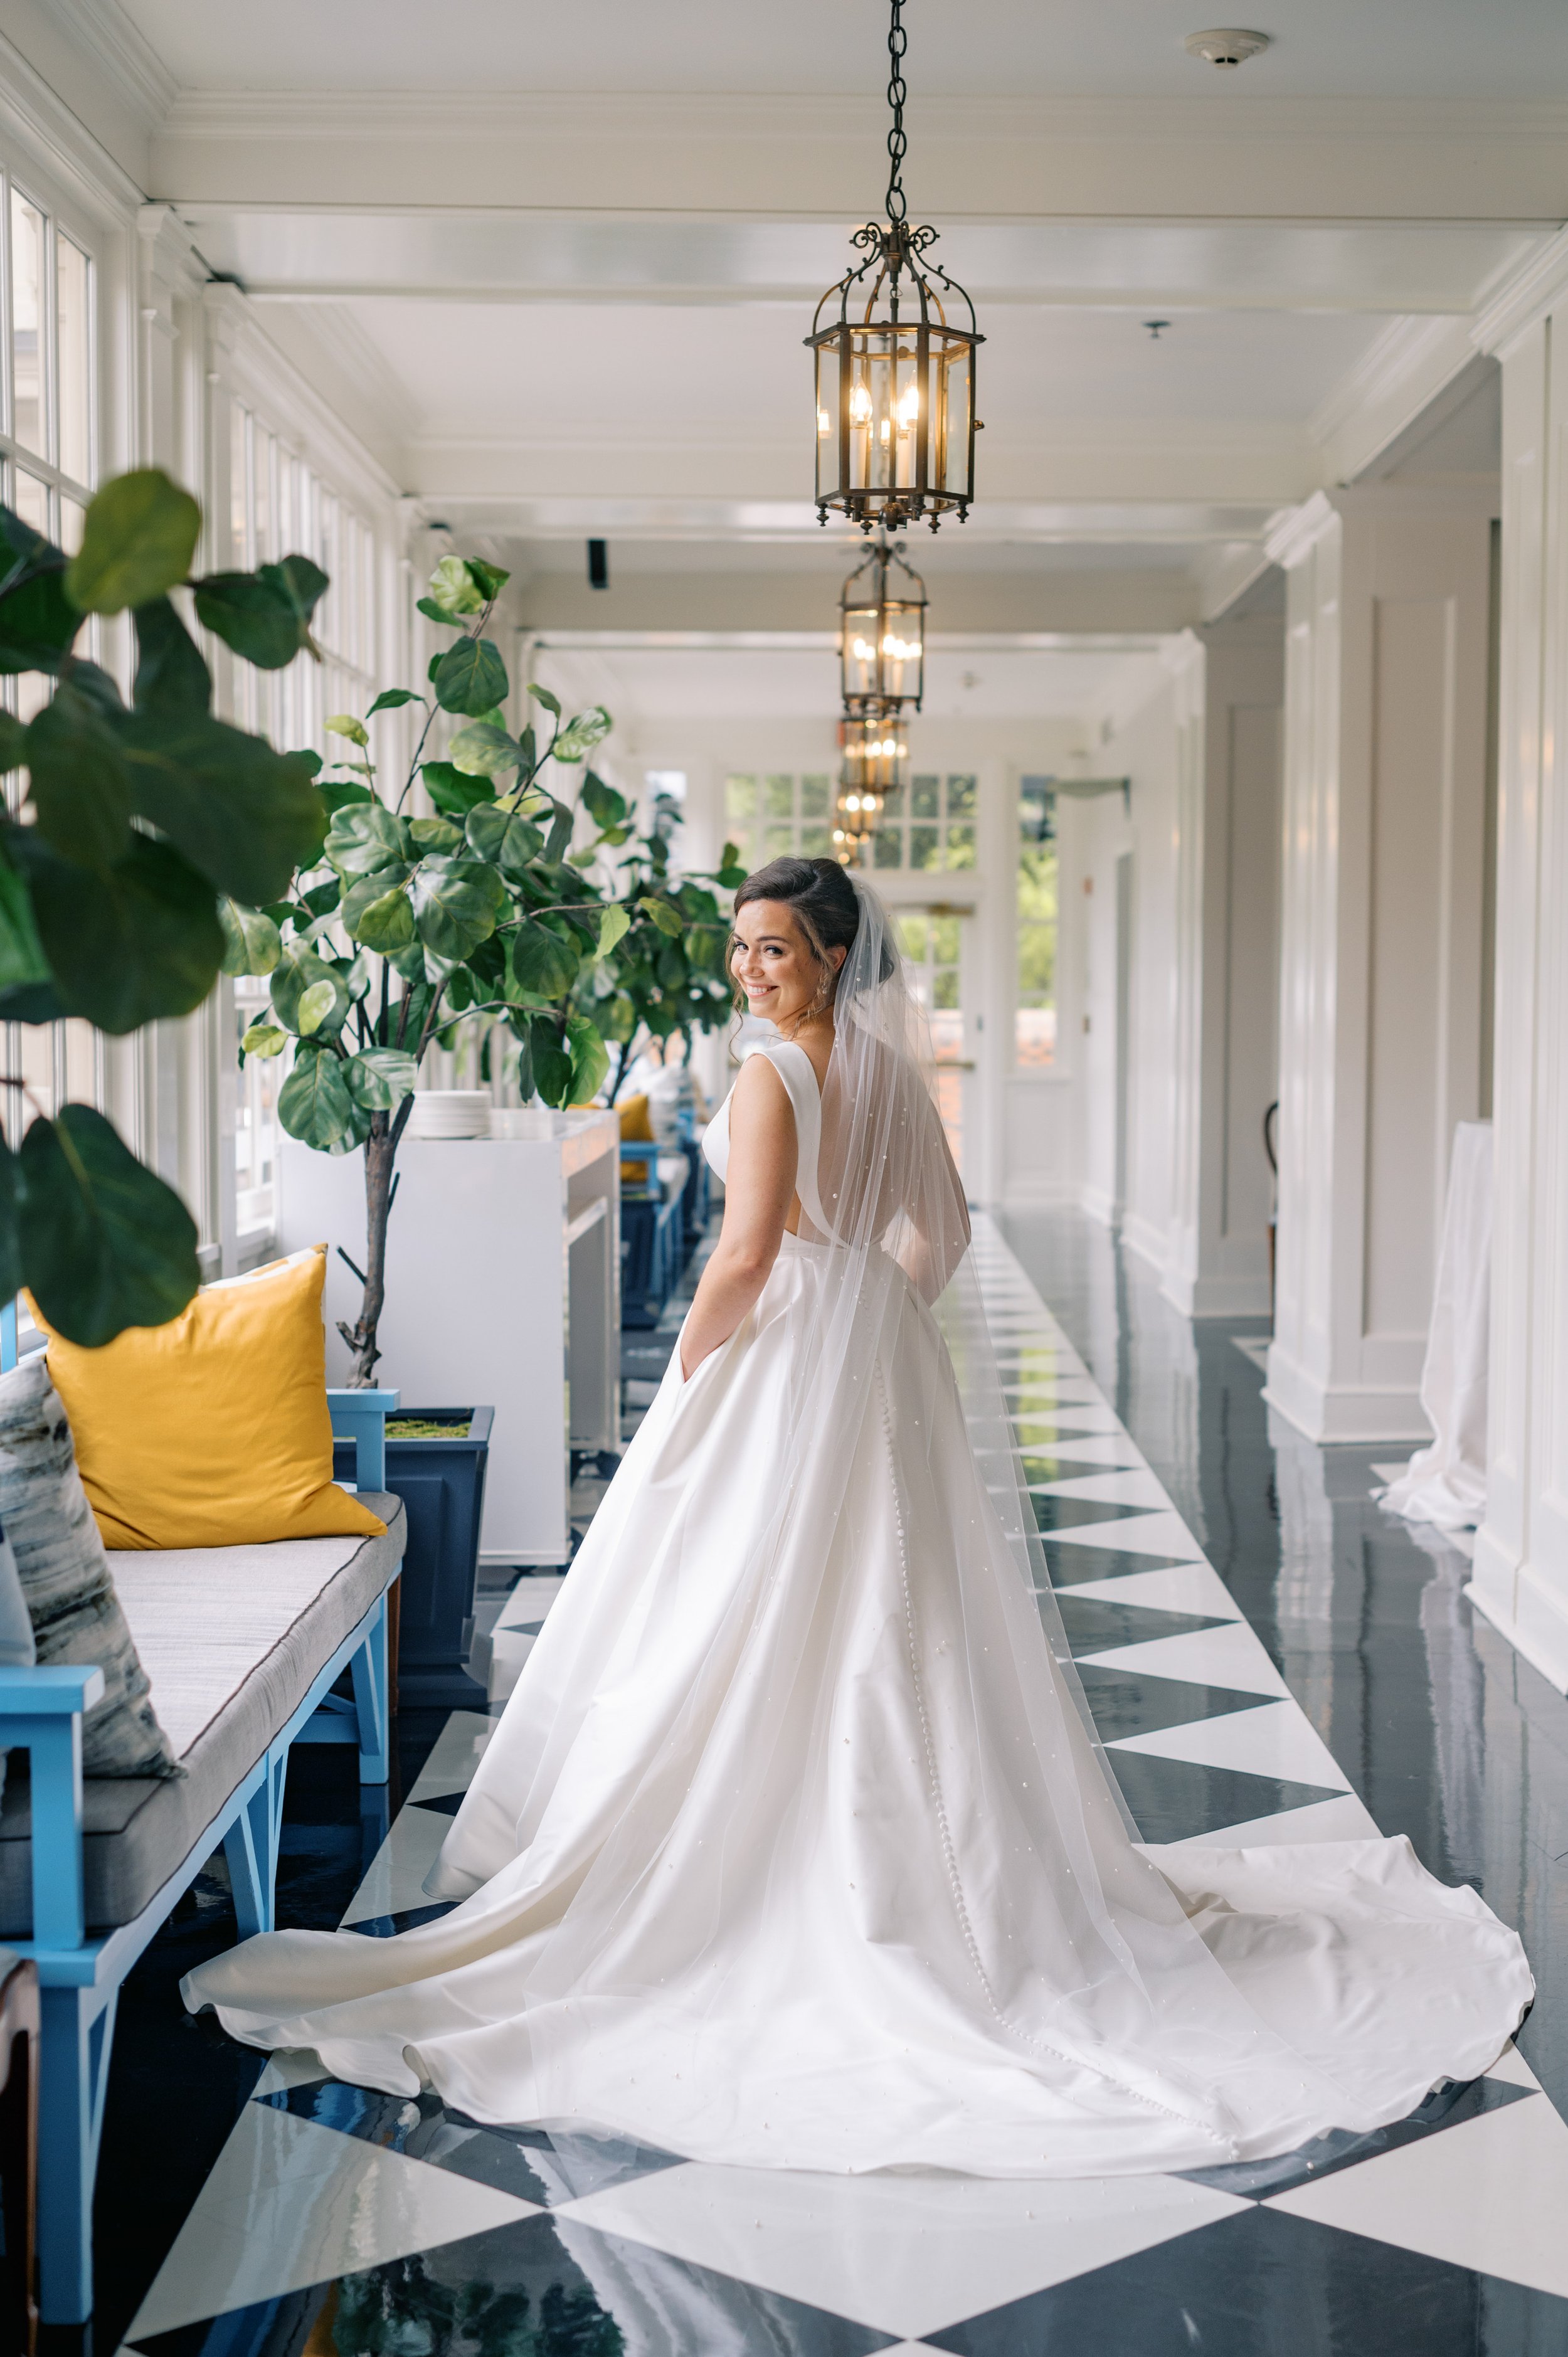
[618,1093,655,1141]
[34,1246,387,1551]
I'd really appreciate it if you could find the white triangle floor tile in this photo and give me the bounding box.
[1011,1407,1126,1436]
[1109,1698,1353,1791]
[1010,1433,1147,1470]
[558,2161,1251,2342]
[494,1573,568,1633]
[1047,1509,1208,1560]
[1266,2090,1568,2301]
[1486,2042,1542,2090]
[1031,1470,1170,1510]
[252,2047,333,2099]
[129,2105,540,2339]
[1078,1623,1290,1699]
[340,1801,450,1927]
[1141,1791,1382,1855]
[1066,1562,1242,1621]
[407,1708,497,1803]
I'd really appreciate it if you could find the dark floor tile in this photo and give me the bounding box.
[1106,1749,1345,1844]
[926,2202,1568,2357]
[1037,1545,1200,1587]
[341,1899,457,1938]
[128,2210,898,2357]
[1178,2075,1535,2200]
[1076,1664,1271,1744]
[1030,1498,1171,1538]
[408,1788,469,1815]
[1055,1594,1231,1652]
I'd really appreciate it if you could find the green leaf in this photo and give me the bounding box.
[19,1105,198,1345]
[19,830,221,1032]
[527,682,561,718]
[465,558,510,600]
[278,1051,357,1150]
[344,1047,417,1111]
[0,833,51,1007]
[218,899,282,977]
[367,689,421,716]
[319,775,374,818]
[345,949,371,1000]
[0,508,77,675]
[426,554,487,620]
[299,875,342,921]
[551,705,613,764]
[270,943,350,1039]
[531,1018,574,1108]
[433,636,508,718]
[342,875,416,950]
[450,721,523,776]
[596,903,631,959]
[510,916,580,997]
[716,864,748,890]
[132,595,212,714]
[326,712,370,748]
[421,760,495,820]
[64,469,200,615]
[116,712,327,906]
[193,564,319,671]
[416,598,454,628]
[465,801,543,878]
[639,894,684,939]
[544,803,575,864]
[241,1022,286,1058]
[295,978,337,1037]
[582,770,627,828]
[408,815,464,854]
[564,1014,610,1104]
[324,801,410,878]
[411,858,504,960]
[26,684,132,871]
[0,713,25,772]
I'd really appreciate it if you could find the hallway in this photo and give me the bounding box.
[102,1216,1568,2357]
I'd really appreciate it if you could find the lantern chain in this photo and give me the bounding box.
[885,0,908,228]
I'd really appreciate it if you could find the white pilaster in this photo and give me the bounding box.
[1264,485,1495,1443]
[1164,613,1284,1320]
[1470,240,1568,1687]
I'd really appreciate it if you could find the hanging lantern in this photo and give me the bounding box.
[833,707,909,863]
[840,535,926,712]
[807,0,983,533]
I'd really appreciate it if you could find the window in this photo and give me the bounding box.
[724,772,834,867]
[895,909,965,1172]
[1016,776,1057,1067]
[233,978,280,1233]
[874,773,977,872]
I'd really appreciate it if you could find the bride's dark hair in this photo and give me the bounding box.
[730,856,894,1009]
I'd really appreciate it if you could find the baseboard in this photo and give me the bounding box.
[1467,1550,1568,1695]
[999,1177,1080,1211]
[1120,1212,1168,1278]
[1263,1340,1432,1444]
[1079,1184,1118,1228]
[1162,1266,1273,1320]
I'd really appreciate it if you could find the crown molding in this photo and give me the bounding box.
[1472,225,1568,358]
[1308,314,1483,486]
[32,0,176,131]
[0,23,144,221]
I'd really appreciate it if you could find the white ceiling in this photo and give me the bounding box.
[118,0,1568,103]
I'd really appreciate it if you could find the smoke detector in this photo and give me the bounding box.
[1184,28,1271,67]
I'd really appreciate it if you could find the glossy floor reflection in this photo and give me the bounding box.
[100,1214,1568,2357]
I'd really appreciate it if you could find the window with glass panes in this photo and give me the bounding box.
[1017,776,1057,1067]
[894,910,965,1169]
[873,773,977,872]
[228,401,381,1232]
[0,170,99,1136]
[723,773,835,870]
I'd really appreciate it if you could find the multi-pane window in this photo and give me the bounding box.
[0,171,97,1136]
[724,772,834,869]
[894,910,965,1170]
[874,773,977,872]
[234,977,280,1234]
[1016,776,1057,1068]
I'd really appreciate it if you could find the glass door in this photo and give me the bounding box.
[894,905,974,1180]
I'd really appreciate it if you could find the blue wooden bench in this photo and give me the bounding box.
[0,1374,403,2326]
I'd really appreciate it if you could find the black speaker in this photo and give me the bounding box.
[587,538,609,590]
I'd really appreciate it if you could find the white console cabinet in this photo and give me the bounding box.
[279,1110,620,1565]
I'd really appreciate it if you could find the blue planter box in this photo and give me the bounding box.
[334,1406,492,1708]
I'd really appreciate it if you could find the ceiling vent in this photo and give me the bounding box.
[1184,27,1271,67]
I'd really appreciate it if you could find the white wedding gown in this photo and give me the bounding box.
[187,1029,1532,2176]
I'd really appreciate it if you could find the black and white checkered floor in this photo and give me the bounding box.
[121,1220,1568,2356]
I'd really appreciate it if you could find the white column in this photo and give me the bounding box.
[1164,614,1284,1319]
[1264,485,1494,1443]
[1470,240,1568,1685]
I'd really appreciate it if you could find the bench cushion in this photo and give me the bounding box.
[0,1495,404,1937]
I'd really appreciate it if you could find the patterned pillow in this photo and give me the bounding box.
[0,1354,179,1779]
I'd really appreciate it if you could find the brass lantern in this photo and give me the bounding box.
[840,536,926,713]
[834,707,909,863]
[808,0,983,533]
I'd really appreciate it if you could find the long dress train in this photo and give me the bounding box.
[185,1025,1531,2177]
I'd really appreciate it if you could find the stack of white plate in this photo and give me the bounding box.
[404,1090,492,1141]
[489,1106,556,1140]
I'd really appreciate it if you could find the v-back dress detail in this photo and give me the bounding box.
[185,1027,1531,2178]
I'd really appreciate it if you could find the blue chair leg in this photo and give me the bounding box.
[349,1592,391,1786]
[222,1759,276,1939]
[38,1981,117,2326]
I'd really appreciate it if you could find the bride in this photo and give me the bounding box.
[186,857,1530,2175]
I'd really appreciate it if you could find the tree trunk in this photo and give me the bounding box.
[336,1120,397,1387]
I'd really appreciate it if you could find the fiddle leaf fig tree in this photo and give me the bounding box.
[0,467,329,1345]
[238,554,743,1385]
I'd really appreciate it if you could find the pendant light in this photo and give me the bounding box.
[840,533,927,713]
[807,0,983,533]
[834,709,909,863]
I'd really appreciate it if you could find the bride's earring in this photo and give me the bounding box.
[805,961,834,1023]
